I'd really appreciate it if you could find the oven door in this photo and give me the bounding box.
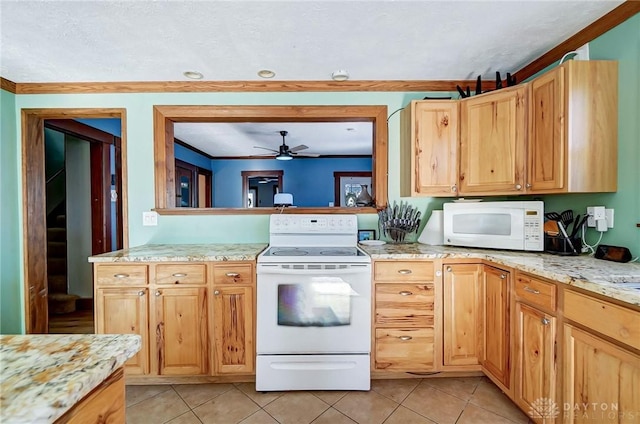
[256,263,371,354]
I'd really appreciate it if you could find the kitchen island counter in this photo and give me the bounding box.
[0,334,141,423]
[360,243,640,306]
[88,243,267,263]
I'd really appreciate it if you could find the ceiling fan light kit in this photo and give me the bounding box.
[253,130,319,160]
[331,70,349,81]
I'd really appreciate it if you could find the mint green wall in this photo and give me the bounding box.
[541,13,640,256]
[1,89,24,334]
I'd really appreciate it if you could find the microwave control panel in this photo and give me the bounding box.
[523,209,543,250]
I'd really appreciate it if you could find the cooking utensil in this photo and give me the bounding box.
[545,212,561,221]
[571,215,589,239]
[560,209,573,227]
[557,221,577,254]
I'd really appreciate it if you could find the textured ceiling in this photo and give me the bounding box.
[0,0,623,83]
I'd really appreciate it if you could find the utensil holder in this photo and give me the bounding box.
[544,234,581,256]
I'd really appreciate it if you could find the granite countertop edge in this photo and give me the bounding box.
[0,334,141,423]
[88,243,268,263]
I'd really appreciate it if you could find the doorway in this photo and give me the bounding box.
[241,170,283,208]
[21,109,128,334]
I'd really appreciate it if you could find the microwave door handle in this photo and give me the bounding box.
[257,266,370,275]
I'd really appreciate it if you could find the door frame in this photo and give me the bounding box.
[21,108,128,334]
[241,170,283,208]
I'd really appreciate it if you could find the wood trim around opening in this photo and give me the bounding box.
[153,105,388,214]
[1,77,17,93]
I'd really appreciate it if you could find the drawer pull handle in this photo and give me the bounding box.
[541,318,550,325]
[399,291,413,296]
[137,290,145,296]
[524,286,540,294]
[397,269,412,275]
[113,273,129,278]
[172,273,187,277]
[399,336,413,341]
[214,290,220,295]
[155,291,161,296]
[226,272,240,278]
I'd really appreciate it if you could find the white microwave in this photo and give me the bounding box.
[443,201,544,251]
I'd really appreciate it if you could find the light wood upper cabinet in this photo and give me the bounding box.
[443,263,482,367]
[152,286,208,375]
[528,61,618,193]
[481,265,511,392]
[459,86,527,195]
[400,100,459,196]
[213,285,254,374]
[95,287,149,375]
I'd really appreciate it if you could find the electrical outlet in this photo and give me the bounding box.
[605,208,614,228]
[143,211,158,226]
[587,206,605,227]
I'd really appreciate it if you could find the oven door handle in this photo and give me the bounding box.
[257,266,370,275]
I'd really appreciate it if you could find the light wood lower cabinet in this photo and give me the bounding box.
[563,324,640,423]
[481,265,511,391]
[443,263,482,367]
[212,285,254,374]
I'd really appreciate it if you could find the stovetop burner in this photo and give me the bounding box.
[271,249,309,256]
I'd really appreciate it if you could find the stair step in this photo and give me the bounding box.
[48,275,67,294]
[49,293,79,314]
[47,241,66,258]
[47,227,66,242]
[47,257,66,275]
[55,215,66,227]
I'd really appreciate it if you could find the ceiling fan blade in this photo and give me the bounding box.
[289,144,309,153]
[253,146,279,153]
[292,152,320,157]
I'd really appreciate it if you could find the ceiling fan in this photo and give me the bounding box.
[253,130,319,160]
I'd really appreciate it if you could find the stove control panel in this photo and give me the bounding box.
[270,214,358,234]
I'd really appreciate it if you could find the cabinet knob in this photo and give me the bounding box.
[515,184,522,190]
[446,266,452,272]
[226,272,240,278]
[451,185,457,192]
[399,291,413,296]
[399,335,413,341]
[113,273,129,278]
[523,286,540,294]
[397,269,412,275]
[526,183,532,189]
[435,270,442,277]
[214,290,220,295]
[500,274,506,279]
[155,290,161,296]
[137,290,145,296]
[541,318,551,325]
[172,273,187,277]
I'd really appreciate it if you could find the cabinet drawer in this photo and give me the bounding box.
[375,283,434,326]
[564,290,640,351]
[213,264,254,285]
[375,328,434,371]
[514,273,556,311]
[96,265,148,286]
[374,261,434,281]
[156,264,206,285]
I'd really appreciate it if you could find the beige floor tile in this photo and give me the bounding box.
[457,403,520,424]
[420,376,483,401]
[193,388,260,424]
[402,384,466,424]
[384,406,437,424]
[309,390,349,405]
[173,383,234,408]
[126,388,190,424]
[263,392,329,424]
[235,382,284,407]
[333,390,398,424]
[469,381,529,423]
[166,410,203,424]
[239,409,279,424]
[371,378,420,403]
[311,407,357,424]
[125,384,172,407]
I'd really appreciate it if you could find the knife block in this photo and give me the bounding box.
[544,234,581,256]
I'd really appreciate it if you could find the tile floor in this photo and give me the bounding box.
[126,377,532,424]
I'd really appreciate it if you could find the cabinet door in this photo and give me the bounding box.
[401,101,459,196]
[95,288,149,375]
[213,286,254,374]
[481,266,511,390]
[515,302,556,423]
[528,66,565,192]
[459,86,527,195]
[443,264,482,366]
[563,325,640,423]
[153,287,208,375]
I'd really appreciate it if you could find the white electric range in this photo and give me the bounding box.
[256,214,372,391]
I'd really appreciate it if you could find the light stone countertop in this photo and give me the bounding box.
[88,243,268,263]
[359,243,640,307]
[0,334,141,423]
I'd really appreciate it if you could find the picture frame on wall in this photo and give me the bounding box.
[358,229,376,241]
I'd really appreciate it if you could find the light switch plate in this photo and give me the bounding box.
[143,211,158,226]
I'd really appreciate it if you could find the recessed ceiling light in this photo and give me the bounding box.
[331,70,349,82]
[183,71,203,80]
[258,69,276,79]
[346,127,356,132]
